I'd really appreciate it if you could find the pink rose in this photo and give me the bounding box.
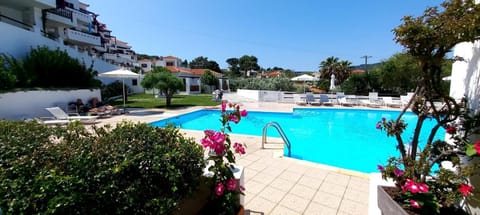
[209,132,226,144]
[446,126,456,134]
[204,129,215,137]
[376,123,382,129]
[377,165,384,171]
[214,142,226,155]
[234,142,246,154]
[227,178,237,191]
[418,183,429,193]
[229,114,239,123]
[215,182,225,196]
[404,179,420,193]
[201,138,212,148]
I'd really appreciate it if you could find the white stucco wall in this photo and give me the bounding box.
[450,41,480,112]
[0,89,101,120]
[237,89,260,101]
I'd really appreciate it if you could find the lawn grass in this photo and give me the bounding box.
[109,93,221,109]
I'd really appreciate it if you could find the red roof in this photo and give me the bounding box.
[351,69,365,74]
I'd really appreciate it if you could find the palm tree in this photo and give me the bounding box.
[319,57,352,84]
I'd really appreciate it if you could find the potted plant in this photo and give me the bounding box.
[375,0,480,214]
[199,101,248,215]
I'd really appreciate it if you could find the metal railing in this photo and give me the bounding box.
[261,121,291,157]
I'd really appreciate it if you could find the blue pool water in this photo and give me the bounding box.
[150,108,445,173]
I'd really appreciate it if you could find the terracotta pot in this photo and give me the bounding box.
[377,186,409,215]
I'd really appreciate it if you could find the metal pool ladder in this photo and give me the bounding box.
[262,121,291,157]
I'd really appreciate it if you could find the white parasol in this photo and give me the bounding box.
[98,68,139,112]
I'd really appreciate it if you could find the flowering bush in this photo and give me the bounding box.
[376,98,480,214]
[200,101,247,214]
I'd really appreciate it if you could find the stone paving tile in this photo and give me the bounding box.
[303,167,329,180]
[319,181,347,197]
[245,196,277,214]
[286,163,310,174]
[245,180,267,195]
[248,161,269,172]
[244,190,256,205]
[278,170,302,183]
[304,201,338,215]
[312,190,342,209]
[343,188,369,204]
[269,177,296,192]
[338,199,369,215]
[298,175,324,190]
[269,205,301,215]
[261,166,285,177]
[250,172,277,185]
[289,183,317,200]
[278,193,310,213]
[236,158,254,167]
[347,176,370,192]
[243,168,259,180]
[324,172,351,186]
[257,186,287,203]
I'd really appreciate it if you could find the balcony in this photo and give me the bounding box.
[64,28,101,46]
[44,8,74,27]
[0,14,32,31]
[66,7,92,24]
[2,0,55,9]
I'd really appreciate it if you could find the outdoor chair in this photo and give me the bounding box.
[293,94,307,105]
[45,107,98,124]
[319,94,333,106]
[338,97,355,106]
[306,93,321,105]
[382,97,402,108]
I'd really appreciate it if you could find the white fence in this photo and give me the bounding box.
[0,89,101,120]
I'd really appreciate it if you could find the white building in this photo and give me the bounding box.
[0,0,140,92]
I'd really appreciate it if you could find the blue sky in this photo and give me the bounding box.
[88,0,444,71]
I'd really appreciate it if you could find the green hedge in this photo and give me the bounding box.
[0,120,205,214]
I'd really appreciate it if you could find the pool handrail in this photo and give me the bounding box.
[262,121,291,157]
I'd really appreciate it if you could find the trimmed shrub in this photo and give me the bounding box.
[0,120,205,214]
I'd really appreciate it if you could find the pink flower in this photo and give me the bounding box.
[240,109,248,117]
[221,101,227,112]
[474,141,480,155]
[418,183,429,193]
[201,138,212,148]
[404,179,420,193]
[229,114,239,123]
[204,129,215,137]
[394,168,404,177]
[214,142,226,155]
[210,132,226,144]
[377,165,384,171]
[234,142,246,154]
[446,126,456,134]
[215,182,225,196]
[227,178,237,191]
[410,199,421,209]
[459,184,473,196]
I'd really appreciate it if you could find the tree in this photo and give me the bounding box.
[141,67,184,107]
[226,58,240,77]
[189,56,220,72]
[319,56,352,85]
[238,55,260,77]
[200,70,219,92]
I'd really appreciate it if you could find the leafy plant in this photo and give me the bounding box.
[0,120,205,214]
[199,101,247,214]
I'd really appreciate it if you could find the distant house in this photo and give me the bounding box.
[138,56,230,94]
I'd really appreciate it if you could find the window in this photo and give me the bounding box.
[166,62,174,66]
[141,63,148,68]
[132,79,137,86]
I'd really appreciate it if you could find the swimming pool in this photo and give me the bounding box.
[150,108,445,173]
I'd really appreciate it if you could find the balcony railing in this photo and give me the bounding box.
[0,14,32,31]
[44,8,72,21]
[64,28,101,46]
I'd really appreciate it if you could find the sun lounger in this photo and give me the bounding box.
[46,107,98,124]
[36,117,70,126]
[383,97,402,108]
[306,93,321,105]
[319,94,333,106]
[294,94,307,105]
[338,97,355,106]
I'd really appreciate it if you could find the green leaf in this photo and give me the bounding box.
[466,144,477,156]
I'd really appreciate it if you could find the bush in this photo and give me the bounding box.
[0,120,205,214]
[230,77,295,91]
[101,80,130,101]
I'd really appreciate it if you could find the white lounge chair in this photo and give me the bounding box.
[46,107,98,124]
[383,97,402,108]
[35,117,70,126]
[361,92,382,108]
[294,94,307,105]
[338,97,355,106]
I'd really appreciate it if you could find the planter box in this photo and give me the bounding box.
[377,185,408,215]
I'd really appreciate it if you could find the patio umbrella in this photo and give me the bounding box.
[98,68,139,113]
[291,74,319,93]
[329,74,336,91]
